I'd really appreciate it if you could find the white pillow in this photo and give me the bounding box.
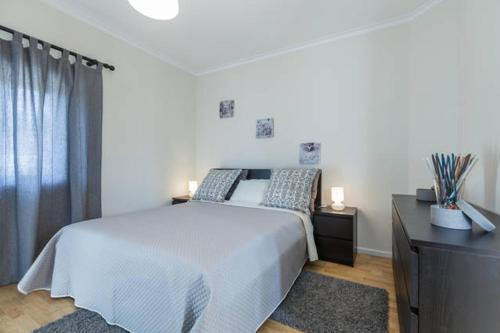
[229,179,270,204]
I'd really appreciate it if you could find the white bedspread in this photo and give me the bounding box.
[18,201,317,333]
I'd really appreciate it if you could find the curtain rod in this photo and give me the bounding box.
[0,24,115,71]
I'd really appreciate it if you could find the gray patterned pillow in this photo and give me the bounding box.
[262,168,319,215]
[192,169,242,202]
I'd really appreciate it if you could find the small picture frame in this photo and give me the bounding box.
[256,118,274,139]
[219,100,235,118]
[299,142,321,165]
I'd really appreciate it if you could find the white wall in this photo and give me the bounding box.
[195,26,410,254]
[409,0,500,213]
[458,0,500,213]
[0,0,196,215]
[408,0,460,191]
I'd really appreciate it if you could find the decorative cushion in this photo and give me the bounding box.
[262,168,319,215]
[225,169,249,200]
[229,179,270,204]
[309,170,321,213]
[193,169,242,202]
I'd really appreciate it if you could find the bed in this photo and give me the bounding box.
[18,169,320,333]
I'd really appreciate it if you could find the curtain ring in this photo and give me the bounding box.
[62,49,70,61]
[12,31,22,44]
[75,54,83,65]
[29,37,39,50]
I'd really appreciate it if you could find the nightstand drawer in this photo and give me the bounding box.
[315,236,354,265]
[313,215,353,240]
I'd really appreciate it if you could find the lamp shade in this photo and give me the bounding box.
[331,187,345,211]
[188,181,198,196]
[128,0,179,20]
[331,187,344,203]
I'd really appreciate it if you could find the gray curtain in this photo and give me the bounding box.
[0,32,103,285]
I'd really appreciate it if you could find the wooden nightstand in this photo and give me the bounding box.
[172,195,191,205]
[313,206,357,266]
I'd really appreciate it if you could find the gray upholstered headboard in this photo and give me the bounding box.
[217,168,322,209]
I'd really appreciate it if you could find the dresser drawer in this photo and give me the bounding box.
[315,236,354,265]
[313,214,353,240]
[392,204,419,309]
[395,286,419,333]
[393,232,419,333]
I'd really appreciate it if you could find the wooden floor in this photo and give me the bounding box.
[0,254,398,333]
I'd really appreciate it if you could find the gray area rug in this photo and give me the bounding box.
[33,309,127,333]
[34,271,388,333]
[270,271,388,333]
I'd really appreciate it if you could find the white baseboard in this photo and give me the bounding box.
[357,247,392,258]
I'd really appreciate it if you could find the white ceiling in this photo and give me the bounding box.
[42,0,436,75]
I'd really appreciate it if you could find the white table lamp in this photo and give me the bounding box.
[188,181,198,197]
[331,187,345,211]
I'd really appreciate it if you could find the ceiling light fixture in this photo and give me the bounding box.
[128,0,179,20]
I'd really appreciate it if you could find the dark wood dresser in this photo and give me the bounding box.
[392,195,500,333]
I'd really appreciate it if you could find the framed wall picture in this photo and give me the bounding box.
[256,118,274,139]
[219,100,235,118]
[299,142,321,164]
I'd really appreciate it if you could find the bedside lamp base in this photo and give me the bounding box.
[331,202,345,211]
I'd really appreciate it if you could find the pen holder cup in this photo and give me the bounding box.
[430,205,472,230]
